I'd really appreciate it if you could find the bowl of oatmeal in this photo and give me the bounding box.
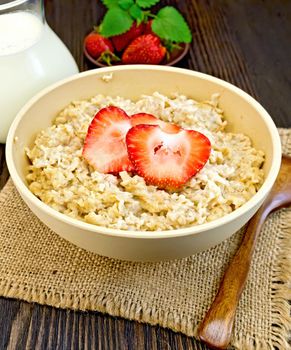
[6,66,281,261]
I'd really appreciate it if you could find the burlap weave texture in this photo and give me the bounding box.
[0,129,290,349]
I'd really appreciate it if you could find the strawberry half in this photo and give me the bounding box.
[131,113,180,134]
[82,106,133,173]
[126,125,211,190]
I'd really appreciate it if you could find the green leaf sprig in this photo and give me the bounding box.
[99,0,192,44]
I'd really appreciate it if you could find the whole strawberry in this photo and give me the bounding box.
[122,34,166,65]
[84,33,114,59]
[144,20,154,36]
[112,22,145,52]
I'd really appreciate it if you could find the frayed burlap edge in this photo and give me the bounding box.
[232,209,291,350]
[0,209,290,349]
[0,129,290,349]
[233,128,291,350]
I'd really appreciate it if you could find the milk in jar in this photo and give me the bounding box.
[0,1,78,142]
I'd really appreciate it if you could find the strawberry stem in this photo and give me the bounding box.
[142,10,156,22]
[146,12,157,19]
[163,40,182,53]
[93,25,100,33]
[98,51,120,66]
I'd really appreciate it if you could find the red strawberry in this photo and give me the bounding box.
[84,33,114,59]
[144,20,154,35]
[131,113,180,134]
[122,34,166,65]
[126,125,211,190]
[82,106,133,173]
[112,22,145,52]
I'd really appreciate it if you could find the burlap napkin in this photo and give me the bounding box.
[0,129,290,350]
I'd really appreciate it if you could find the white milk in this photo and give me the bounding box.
[0,11,78,142]
[0,11,42,55]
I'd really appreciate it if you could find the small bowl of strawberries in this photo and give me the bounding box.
[83,1,191,66]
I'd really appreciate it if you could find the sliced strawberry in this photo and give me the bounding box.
[131,113,180,134]
[126,125,211,190]
[82,106,133,173]
[131,113,158,126]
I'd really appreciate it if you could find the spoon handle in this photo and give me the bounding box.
[197,205,269,349]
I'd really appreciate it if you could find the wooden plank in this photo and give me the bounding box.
[222,0,291,127]
[0,145,9,191]
[0,299,213,349]
[0,0,290,349]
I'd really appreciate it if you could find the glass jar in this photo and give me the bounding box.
[0,0,79,142]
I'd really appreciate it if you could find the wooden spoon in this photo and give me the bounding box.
[197,154,291,350]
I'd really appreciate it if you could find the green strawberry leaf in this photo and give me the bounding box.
[99,8,134,37]
[152,6,192,43]
[136,0,160,9]
[118,0,134,10]
[129,4,143,21]
[101,0,119,8]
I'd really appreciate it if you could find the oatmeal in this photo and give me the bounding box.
[26,92,265,231]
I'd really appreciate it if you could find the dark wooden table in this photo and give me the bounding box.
[0,1,290,349]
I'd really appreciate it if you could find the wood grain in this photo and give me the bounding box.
[0,146,9,190]
[0,1,290,349]
[223,0,291,128]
